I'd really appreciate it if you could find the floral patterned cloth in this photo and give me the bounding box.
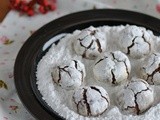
[0,0,160,119]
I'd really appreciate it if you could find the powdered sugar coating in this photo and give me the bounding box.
[51,60,86,90]
[93,51,131,84]
[119,26,153,59]
[36,25,160,120]
[141,53,160,85]
[72,86,110,116]
[73,26,106,59]
[116,78,154,115]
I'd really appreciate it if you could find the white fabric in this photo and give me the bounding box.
[0,0,160,119]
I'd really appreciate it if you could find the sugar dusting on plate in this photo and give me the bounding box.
[36,25,160,120]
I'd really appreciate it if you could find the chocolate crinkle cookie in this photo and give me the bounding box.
[93,51,131,85]
[51,60,86,90]
[116,78,154,115]
[119,25,153,59]
[141,53,160,85]
[73,26,107,60]
[72,85,110,116]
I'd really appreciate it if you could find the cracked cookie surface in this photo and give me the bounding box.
[93,51,131,84]
[119,26,153,59]
[73,26,106,59]
[72,86,110,116]
[36,25,160,120]
[116,78,154,115]
[51,60,86,90]
[141,53,160,85]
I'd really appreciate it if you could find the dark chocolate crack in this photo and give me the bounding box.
[95,56,108,65]
[111,52,130,78]
[146,63,160,84]
[79,38,94,49]
[72,95,79,113]
[96,39,102,53]
[57,66,62,83]
[127,87,150,115]
[82,50,87,58]
[111,52,116,61]
[134,87,150,115]
[73,60,84,82]
[78,30,103,58]
[60,66,71,77]
[87,39,94,49]
[143,53,158,72]
[78,35,89,41]
[51,72,59,85]
[83,88,91,116]
[153,53,158,56]
[80,39,94,58]
[127,88,140,115]
[147,53,159,71]
[73,60,78,69]
[80,71,84,82]
[74,89,88,115]
[51,67,62,84]
[111,70,116,84]
[77,101,82,114]
[90,30,96,35]
[80,41,87,48]
[111,52,123,62]
[127,36,138,55]
[57,66,71,84]
[142,33,151,51]
[90,86,109,104]
[87,29,98,35]
[79,29,98,44]
[135,87,150,96]
[134,93,140,115]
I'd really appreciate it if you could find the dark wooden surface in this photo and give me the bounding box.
[0,0,10,22]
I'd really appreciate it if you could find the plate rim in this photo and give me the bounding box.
[14,9,160,120]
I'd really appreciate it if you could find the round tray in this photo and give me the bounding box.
[14,9,160,120]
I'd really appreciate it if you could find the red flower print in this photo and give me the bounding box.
[156,3,160,13]
[3,117,8,120]
[0,62,5,65]
[0,36,8,43]
[3,52,10,55]
[1,25,6,28]
[113,0,117,4]
[21,26,26,30]
[0,36,14,45]
[10,99,16,102]
[9,105,19,113]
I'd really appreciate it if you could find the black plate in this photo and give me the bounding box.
[14,9,160,120]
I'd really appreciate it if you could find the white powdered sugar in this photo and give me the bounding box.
[36,25,160,120]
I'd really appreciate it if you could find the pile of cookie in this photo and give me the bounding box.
[51,26,159,116]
